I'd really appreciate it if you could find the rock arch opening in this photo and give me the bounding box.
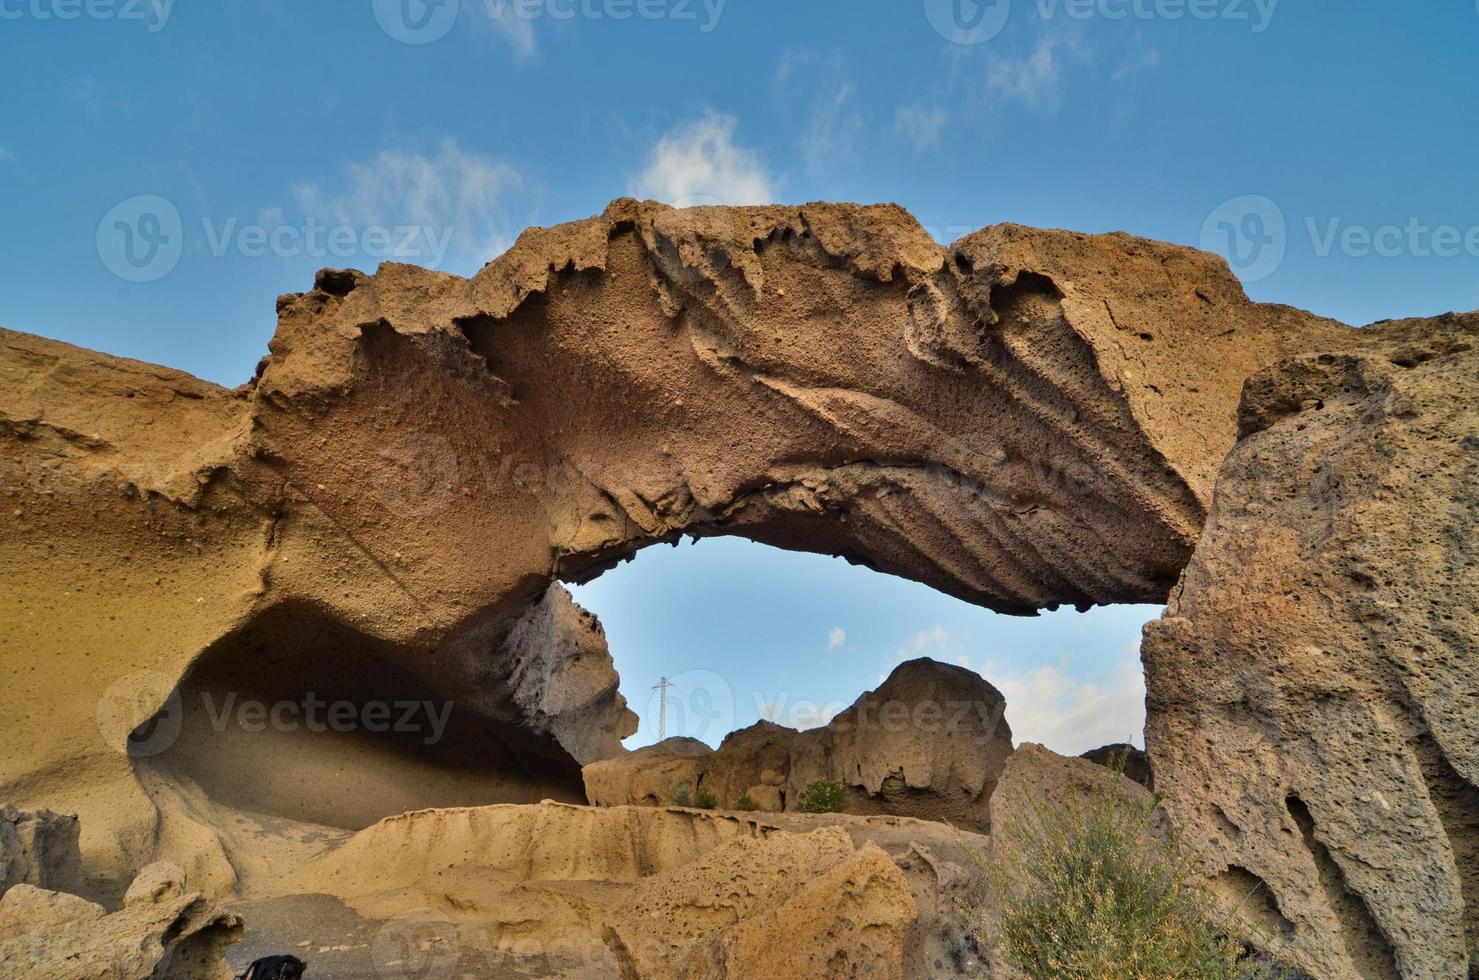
[567,534,1161,822]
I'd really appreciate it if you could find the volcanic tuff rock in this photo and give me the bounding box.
[1143,311,1479,978]
[583,658,1015,832]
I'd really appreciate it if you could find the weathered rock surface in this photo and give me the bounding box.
[585,658,1014,832]
[1143,312,1479,978]
[0,805,82,897]
[0,868,240,979]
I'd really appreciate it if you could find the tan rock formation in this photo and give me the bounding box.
[585,658,1014,832]
[1143,312,1479,978]
[0,805,82,897]
[583,737,714,808]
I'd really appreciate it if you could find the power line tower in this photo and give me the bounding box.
[652,677,674,741]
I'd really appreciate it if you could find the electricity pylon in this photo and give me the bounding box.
[653,676,674,740]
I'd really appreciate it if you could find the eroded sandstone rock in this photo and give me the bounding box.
[1143,312,1479,978]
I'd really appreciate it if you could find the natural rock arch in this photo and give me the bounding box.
[3,199,1472,976]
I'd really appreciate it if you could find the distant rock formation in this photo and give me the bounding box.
[1080,742,1154,789]
[584,658,1014,832]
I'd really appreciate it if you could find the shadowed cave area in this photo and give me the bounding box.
[137,600,586,831]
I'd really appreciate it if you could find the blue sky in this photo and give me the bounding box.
[3,1,1476,753]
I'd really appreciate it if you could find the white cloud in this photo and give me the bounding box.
[480,2,538,58]
[827,626,847,650]
[629,111,775,207]
[291,138,522,273]
[983,642,1146,756]
[0,145,13,163]
[894,102,948,154]
[987,37,1063,109]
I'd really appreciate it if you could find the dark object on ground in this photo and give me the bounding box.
[239,954,307,979]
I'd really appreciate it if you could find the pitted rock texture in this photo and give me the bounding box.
[584,658,1014,832]
[1143,312,1479,979]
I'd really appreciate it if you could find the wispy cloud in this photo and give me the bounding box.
[987,37,1064,109]
[290,138,522,273]
[1112,44,1162,82]
[0,144,13,163]
[827,626,847,650]
[772,49,863,175]
[894,102,949,155]
[477,2,538,59]
[629,110,775,206]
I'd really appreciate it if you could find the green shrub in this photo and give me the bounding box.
[797,779,844,814]
[965,753,1292,979]
[671,785,691,807]
[693,787,718,810]
[734,793,759,812]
